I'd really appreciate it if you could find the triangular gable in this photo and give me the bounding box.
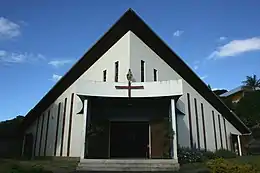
[22,9,250,134]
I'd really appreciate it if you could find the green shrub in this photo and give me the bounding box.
[177,147,206,165]
[207,158,258,173]
[215,149,237,159]
[202,150,217,160]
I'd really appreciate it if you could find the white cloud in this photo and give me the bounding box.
[219,36,227,41]
[173,30,184,37]
[0,50,45,64]
[200,75,208,80]
[0,17,20,39]
[208,37,260,60]
[51,74,62,82]
[194,65,199,70]
[48,59,73,68]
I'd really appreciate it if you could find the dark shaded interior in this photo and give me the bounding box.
[85,97,170,159]
[110,121,149,158]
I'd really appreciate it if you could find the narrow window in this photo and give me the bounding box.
[187,93,193,148]
[194,98,200,149]
[212,111,218,150]
[60,98,67,156]
[44,110,50,156]
[201,103,207,151]
[33,117,40,156]
[67,93,74,156]
[153,69,157,81]
[115,61,119,82]
[103,70,107,82]
[223,117,228,150]
[54,102,61,156]
[218,114,223,149]
[38,113,45,156]
[141,60,145,82]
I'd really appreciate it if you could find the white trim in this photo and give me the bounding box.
[81,99,88,159]
[171,99,178,160]
[237,135,242,156]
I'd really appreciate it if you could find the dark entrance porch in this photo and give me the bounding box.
[85,97,172,159]
[110,121,149,158]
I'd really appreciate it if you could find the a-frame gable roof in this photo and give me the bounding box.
[22,9,250,134]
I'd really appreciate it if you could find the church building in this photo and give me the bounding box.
[21,9,250,171]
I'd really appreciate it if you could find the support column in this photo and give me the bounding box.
[80,99,88,159]
[170,99,178,160]
[237,135,242,156]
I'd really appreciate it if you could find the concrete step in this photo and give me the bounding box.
[76,159,180,172]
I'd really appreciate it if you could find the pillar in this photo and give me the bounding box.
[170,99,178,160]
[80,99,88,159]
[237,135,242,156]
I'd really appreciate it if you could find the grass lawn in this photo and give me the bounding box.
[0,158,79,173]
[178,155,260,173]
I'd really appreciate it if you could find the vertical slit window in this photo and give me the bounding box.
[212,111,218,150]
[187,93,193,148]
[34,117,40,156]
[54,102,61,156]
[223,117,228,150]
[67,93,74,156]
[194,98,200,149]
[201,103,207,150]
[38,114,45,156]
[218,114,223,149]
[115,61,119,82]
[141,60,145,82]
[44,110,50,156]
[60,98,67,156]
[103,70,107,82]
[153,69,157,81]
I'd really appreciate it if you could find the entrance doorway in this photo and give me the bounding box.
[110,121,149,158]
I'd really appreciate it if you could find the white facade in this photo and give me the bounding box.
[23,30,245,159]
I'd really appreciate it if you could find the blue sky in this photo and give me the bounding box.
[1,0,260,121]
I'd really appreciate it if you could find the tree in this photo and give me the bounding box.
[242,74,260,91]
[235,90,260,128]
[208,84,212,90]
[0,116,24,138]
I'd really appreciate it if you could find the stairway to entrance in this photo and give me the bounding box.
[76,159,180,172]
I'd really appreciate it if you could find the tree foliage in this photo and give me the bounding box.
[0,116,24,138]
[242,75,260,91]
[235,91,260,128]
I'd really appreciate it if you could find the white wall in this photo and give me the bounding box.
[82,31,131,83]
[129,32,180,82]
[128,31,242,151]
[24,30,244,159]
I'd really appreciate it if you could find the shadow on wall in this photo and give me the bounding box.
[23,100,71,159]
[176,99,193,149]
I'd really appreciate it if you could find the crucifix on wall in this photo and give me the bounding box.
[115,69,144,98]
